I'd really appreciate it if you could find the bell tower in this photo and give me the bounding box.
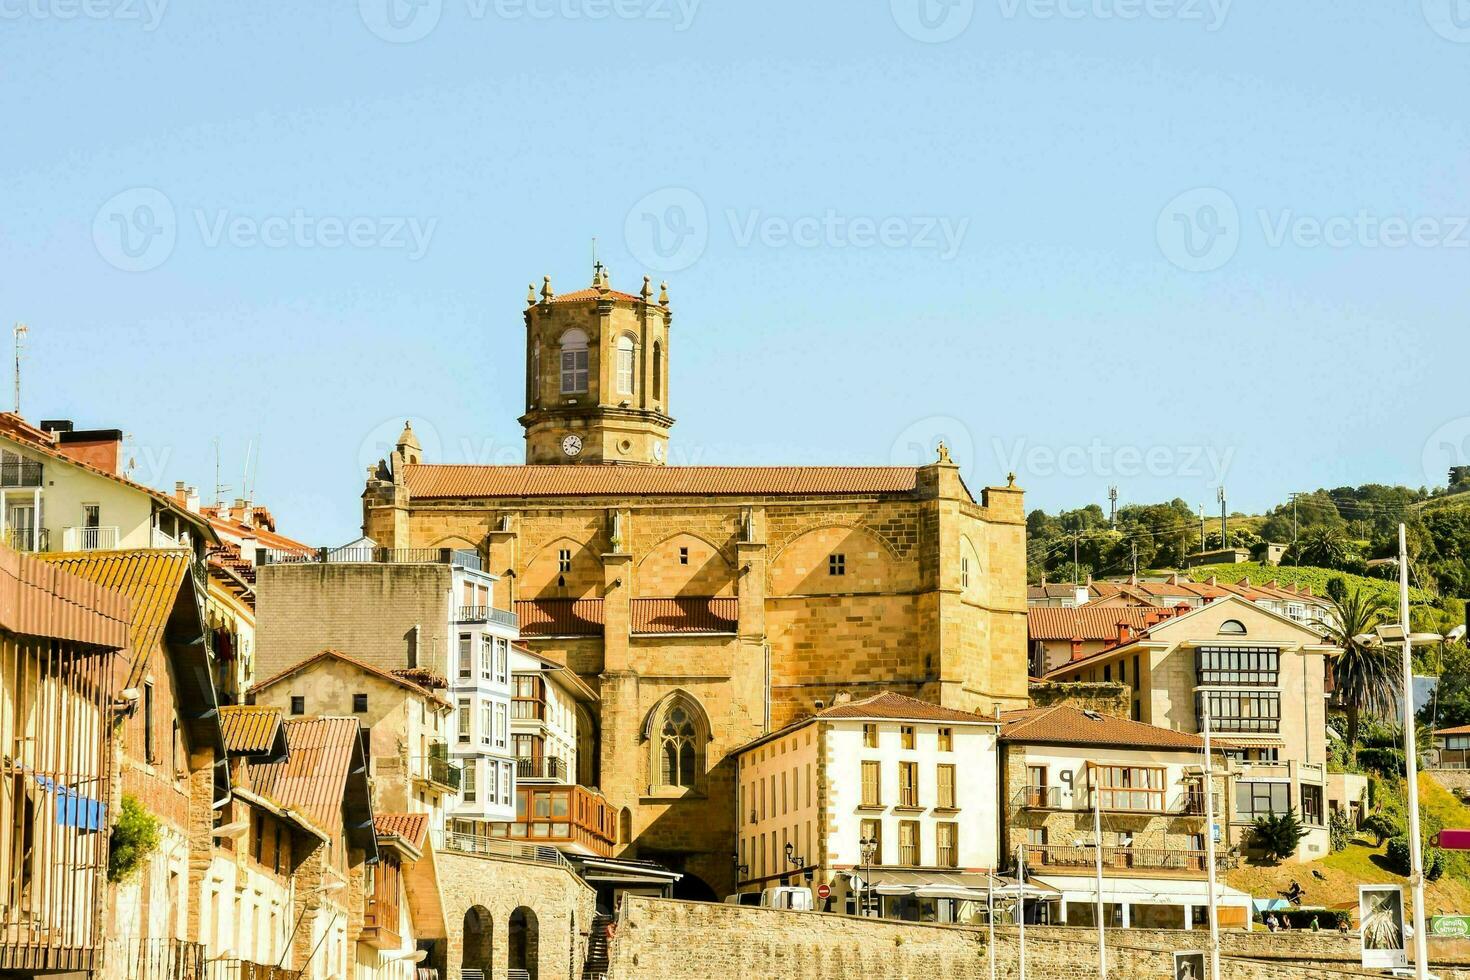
[519,265,674,466]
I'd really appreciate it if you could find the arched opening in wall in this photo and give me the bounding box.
[576,702,599,788]
[618,807,633,846]
[652,341,663,403]
[462,906,493,978]
[509,906,539,979]
[672,871,718,902]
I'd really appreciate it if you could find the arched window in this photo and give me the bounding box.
[616,335,636,395]
[1219,619,1247,635]
[652,341,663,402]
[644,692,708,791]
[530,340,541,406]
[559,329,589,394]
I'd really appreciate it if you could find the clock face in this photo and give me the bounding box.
[653,442,664,461]
[561,434,583,457]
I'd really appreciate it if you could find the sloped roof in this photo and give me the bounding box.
[247,717,376,856]
[0,543,130,649]
[630,597,737,634]
[375,812,430,851]
[38,549,195,686]
[1028,607,1158,642]
[403,464,922,500]
[818,691,993,723]
[547,287,646,304]
[1436,725,1470,737]
[220,704,287,758]
[516,598,605,637]
[1000,704,1206,751]
[251,648,450,708]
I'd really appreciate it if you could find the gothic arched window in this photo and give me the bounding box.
[616,335,636,396]
[645,692,707,792]
[560,329,589,394]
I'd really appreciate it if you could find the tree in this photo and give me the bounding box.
[1252,809,1306,863]
[1291,525,1353,569]
[1316,579,1396,761]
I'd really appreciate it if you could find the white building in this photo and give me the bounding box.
[733,691,1001,922]
[448,566,519,828]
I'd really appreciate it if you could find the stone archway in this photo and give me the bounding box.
[509,906,539,979]
[462,906,493,978]
[672,871,718,902]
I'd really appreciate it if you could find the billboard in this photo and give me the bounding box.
[1359,885,1408,970]
[1173,950,1206,980]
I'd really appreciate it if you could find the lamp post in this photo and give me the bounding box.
[859,836,878,917]
[783,841,805,886]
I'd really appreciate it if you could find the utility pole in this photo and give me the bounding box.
[1199,503,1206,554]
[1202,701,1221,980]
[12,323,27,415]
[1092,782,1108,980]
[1399,523,1430,980]
[1131,541,1138,579]
[1289,492,1304,551]
[1016,842,1027,980]
[1108,485,1118,527]
[1217,487,1228,551]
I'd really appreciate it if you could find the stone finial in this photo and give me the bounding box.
[527,283,536,306]
[641,276,653,301]
[541,275,554,302]
[936,441,952,464]
[659,281,669,305]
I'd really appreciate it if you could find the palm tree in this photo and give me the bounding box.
[1316,579,1396,761]
[1295,525,1352,569]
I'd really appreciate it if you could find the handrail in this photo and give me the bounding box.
[434,829,573,870]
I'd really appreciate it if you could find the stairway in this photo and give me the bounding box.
[580,912,615,980]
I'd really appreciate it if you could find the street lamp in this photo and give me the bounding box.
[732,852,749,880]
[859,836,878,917]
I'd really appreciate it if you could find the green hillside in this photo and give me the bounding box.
[1182,561,1438,605]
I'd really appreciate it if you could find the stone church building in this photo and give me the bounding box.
[361,267,1029,898]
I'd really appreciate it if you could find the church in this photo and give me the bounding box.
[361,266,1030,898]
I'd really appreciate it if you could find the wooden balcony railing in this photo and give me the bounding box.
[1018,786,1206,815]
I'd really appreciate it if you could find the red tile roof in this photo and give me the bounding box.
[630,597,737,635]
[220,705,285,756]
[817,691,993,724]
[516,598,605,637]
[547,287,646,304]
[403,465,921,500]
[375,812,430,851]
[1027,607,1159,642]
[1436,725,1470,737]
[251,649,450,708]
[0,543,130,650]
[1000,704,1207,751]
[247,717,363,833]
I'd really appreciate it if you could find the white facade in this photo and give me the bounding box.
[735,698,1001,896]
[509,646,582,785]
[447,565,517,825]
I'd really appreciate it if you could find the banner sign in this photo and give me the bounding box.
[1173,950,1206,980]
[1360,885,1409,970]
[1431,915,1470,938]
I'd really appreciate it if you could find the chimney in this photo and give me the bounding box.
[1175,602,1191,617]
[240,535,258,565]
[832,691,852,706]
[813,698,826,711]
[1070,637,1084,660]
[51,425,124,476]
[1074,585,1090,607]
[1117,622,1133,643]
[185,485,200,513]
[1166,572,1179,585]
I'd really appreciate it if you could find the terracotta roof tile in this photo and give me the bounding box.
[375,812,430,850]
[1436,725,1470,737]
[1027,607,1158,642]
[404,465,920,500]
[817,691,993,724]
[546,287,647,304]
[0,543,130,650]
[1000,704,1205,751]
[630,597,737,634]
[247,717,364,833]
[516,598,605,637]
[220,705,285,756]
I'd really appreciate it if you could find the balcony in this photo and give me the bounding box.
[1017,784,1206,816]
[104,939,206,980]
[516,756,568,782]
[1023,844,1224,875]
[0,457,42,487]
[256,545,483,570]
[457,605,519,628]
[1234,760,1326,785]
[203,960,298,979]
[413,742,462,792]
[436,829,574,869]
[62,526,119,551]
[489,784,618,857]
[2,526,48,553]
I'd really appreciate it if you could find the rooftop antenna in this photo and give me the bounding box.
[12,323,28,414]
[1107,485,1118,527]
[240,437,255,510]
[212,437,231,508]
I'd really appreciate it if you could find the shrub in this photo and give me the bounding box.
[1252,809,1306,863]
[1356,747,1406,778]
[108,795,160,883]
[1385,836,1445,881]
[1363,812,1402,846]
[1330,809,1353,852]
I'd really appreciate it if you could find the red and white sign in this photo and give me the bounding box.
[1435,829,1470,850]
[816,883,831,900]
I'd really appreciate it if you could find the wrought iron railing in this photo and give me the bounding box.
[515,756,568,781]
[257,546,483,570]
[456,605,519,628]
[435,830,573,870]
[2,525,47,552]
[107,938,206,980]
[1023,844,1224,872]
[415,743,463,791]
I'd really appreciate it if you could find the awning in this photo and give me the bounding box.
[844,870,1056,901]
[1031,874,1251,907]
[1216,734,1286,748]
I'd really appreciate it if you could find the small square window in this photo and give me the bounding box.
[679,546,689,565]
[828,554,846,576]
[290,696,304,716]
[558,549,572,573]
[863,723,878,748]
[937,727,953,752]
[352,693,368,713]
[900,725,915,750]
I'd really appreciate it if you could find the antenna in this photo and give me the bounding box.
[12,323,28,414]
[212,437,231,508]
[241,437,255,510]
[1217,486,1227,551]
[1108,485,1118,527]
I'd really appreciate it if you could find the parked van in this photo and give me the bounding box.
[760,886,814,911]
[723,892,761,907]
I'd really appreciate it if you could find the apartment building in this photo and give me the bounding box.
[0,545,130,978]
[1045,594,1339,861]
[999,704,1251,929]
[250,649,462,835]
[733,692,1000,923]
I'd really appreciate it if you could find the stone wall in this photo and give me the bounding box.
[435,849,597,980]
[1028,681,1130,716]
[604,897,1470,979]
[1427,768,1470,798]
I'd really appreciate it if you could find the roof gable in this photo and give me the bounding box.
[247,717,377,857]
[1000,704,1206,752]
[251,649,450,707]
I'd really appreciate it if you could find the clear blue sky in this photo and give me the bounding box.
[3,1,1467,544]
